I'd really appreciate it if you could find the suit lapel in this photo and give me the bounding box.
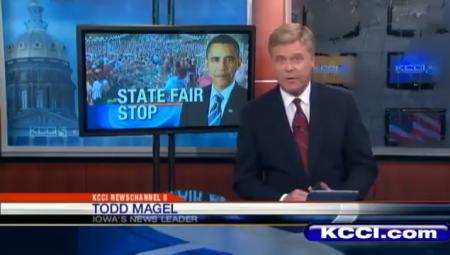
[222,82,240,123]
[201,86,212,125]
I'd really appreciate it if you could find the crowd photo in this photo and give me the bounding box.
[84,33,249,105]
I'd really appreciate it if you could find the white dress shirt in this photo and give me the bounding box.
[279,82,311,129]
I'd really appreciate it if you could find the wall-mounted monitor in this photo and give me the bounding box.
[385,108,446,146]
[77,25,255,136]
[387,0,449,37]
[312,53,356,88]
[302,0,360,40]
[387,52,439,90]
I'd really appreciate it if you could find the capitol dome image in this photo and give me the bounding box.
[5,0,78,145]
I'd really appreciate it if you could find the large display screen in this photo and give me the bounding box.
[387,52,439,89]
[388,0,448,36]
[1,0,251,157]
[385,108,446,146]
[312,54,356,87]
[77,25,255,136]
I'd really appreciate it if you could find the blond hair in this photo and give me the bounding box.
[268,23,315,55]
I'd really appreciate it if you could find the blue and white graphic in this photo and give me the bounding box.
[388,52,440,88]
[78,226,343,255]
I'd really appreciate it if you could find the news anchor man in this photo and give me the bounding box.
[180,34,247,127]
[234,24,377,201]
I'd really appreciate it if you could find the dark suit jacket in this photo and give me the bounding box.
[180,83,247,127]
[234,83,378,200]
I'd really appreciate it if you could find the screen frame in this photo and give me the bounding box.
[386,52,436,90]
[387,0,449,37]
[386,2,415,37]
[384,107,447,147]
[77,24,256,137]
[301,3,360,40]
[313,52,357,89]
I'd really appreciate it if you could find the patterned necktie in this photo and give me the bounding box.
[208,94,224,126]
[292,98,310,174]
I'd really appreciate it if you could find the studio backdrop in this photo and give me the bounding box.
[0,0,252,157]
